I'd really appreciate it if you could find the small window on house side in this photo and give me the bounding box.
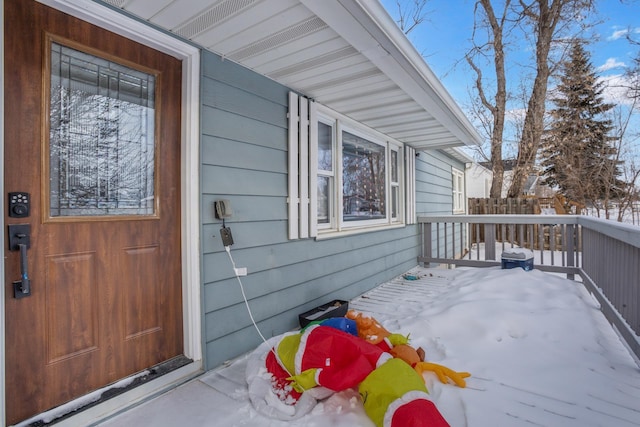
[452,168,465,214]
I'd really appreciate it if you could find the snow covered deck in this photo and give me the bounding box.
[96,266,640,427]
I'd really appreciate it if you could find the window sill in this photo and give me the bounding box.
[315,223,406,240]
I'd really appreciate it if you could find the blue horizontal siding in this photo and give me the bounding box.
[416,150,462,215]
[416,150,467,257]
[199,49,461,369]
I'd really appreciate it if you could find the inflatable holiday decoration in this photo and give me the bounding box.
[274,324,391,393]
[252,311,470,426]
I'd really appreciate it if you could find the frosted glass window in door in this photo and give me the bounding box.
[48,42,156,217]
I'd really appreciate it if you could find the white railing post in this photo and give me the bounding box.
[566,224,575,280]
[485,224,496,260]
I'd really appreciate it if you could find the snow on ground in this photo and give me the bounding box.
[99,266,640,427]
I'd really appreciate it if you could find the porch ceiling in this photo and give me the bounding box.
[98,0,482,150]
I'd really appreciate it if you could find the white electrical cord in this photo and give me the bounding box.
[224,245,271,346]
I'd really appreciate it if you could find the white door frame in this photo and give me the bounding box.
[2,1,202,424]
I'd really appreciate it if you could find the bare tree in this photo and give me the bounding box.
[467,0,511,197]
[466,0,596,198]
[609,102,640,222]
[393,0,430,35]
[615,34,640,223]
[627,37,640,102]
[507,0,596,197]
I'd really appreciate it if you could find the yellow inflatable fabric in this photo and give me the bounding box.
[359,358,429,427]
[286,368,318,393]
[414,362,471,388]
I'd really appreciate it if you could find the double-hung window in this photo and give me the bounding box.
[289,94,412,238]
[316,108,404,234]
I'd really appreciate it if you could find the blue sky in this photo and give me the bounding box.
[379,0,640,164]
[380,0,640,107]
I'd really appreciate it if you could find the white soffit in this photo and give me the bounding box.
[99,0,482,149]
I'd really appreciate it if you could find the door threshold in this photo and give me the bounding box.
[13,357,203,427]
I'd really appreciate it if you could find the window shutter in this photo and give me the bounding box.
[308,100,318,238]
[288,92,316,239]
[288,92,300,239]
[299,98,309,239]
[405,146,416,224]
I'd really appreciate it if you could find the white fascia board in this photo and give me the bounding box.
[443,147,475,164]
[300,0,482,147]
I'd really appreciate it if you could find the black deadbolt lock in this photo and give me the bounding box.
[8,192,30,218]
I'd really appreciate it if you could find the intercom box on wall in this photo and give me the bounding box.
[215,199,234,247]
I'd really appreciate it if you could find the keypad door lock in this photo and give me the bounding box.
[9,192,30,218]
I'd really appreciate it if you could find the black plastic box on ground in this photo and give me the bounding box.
[298,300,349,328]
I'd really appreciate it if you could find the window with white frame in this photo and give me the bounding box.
[452,168,465,214]
[288,93,412,238]
[390,147,400,221]
[341,129,387,225]
[317,120,334,228]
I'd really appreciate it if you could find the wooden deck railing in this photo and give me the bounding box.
[418,214,640,361]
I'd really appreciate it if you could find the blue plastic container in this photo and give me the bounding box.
[501,248,534,271]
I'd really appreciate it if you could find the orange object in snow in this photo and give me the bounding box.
[389,344,423,366]
[414,362,471,388]
[346,310,392,344]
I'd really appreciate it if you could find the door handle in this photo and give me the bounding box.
[17,243,31,297]
[8,224,31,299]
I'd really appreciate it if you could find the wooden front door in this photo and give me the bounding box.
[4,1,184,424]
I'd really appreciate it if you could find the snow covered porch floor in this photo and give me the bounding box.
[97,266,640,427]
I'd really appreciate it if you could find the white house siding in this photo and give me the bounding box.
[466,163,492,199]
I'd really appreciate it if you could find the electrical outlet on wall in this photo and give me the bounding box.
[220,226,234,247]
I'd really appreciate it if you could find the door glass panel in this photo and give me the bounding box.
[48,42,156,217]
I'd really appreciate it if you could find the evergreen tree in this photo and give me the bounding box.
[540,40,623,209]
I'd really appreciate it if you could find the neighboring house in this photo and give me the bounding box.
[1,0,482,425]
[466,162,493,199]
